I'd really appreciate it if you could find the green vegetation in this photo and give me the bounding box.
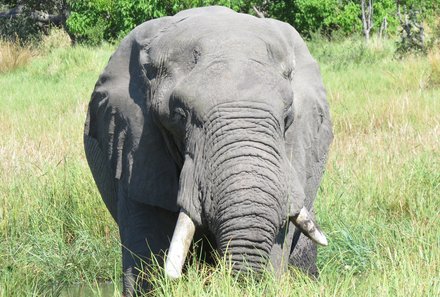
[0,33,439,295]
[0,41,121,296]
[0,0,68,42]
[62,0,440,44]
[1,1,439,45]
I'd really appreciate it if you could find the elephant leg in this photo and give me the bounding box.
[117,187,178,296]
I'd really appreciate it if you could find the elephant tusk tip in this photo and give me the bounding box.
[305,228,328,247]
[314,231,328,246]
[290,207,329,247]
[164,262,182,280]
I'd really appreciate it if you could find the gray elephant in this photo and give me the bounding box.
[84,6,333,295]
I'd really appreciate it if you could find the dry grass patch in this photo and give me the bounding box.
[428,48,440,88]
[0,39,34,73]
[39,28,72,54]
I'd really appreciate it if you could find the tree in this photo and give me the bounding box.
[0,0,71,41]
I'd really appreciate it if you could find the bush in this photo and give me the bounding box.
[66,0,172,44]
[65,0,112,45]
[4,0,435,45]
[252,0,397,38]
[395,7,427,57]
[65,0,248,44]
[290,0,361,36]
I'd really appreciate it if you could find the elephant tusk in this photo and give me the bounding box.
[164,209,196,279]
[290,207,328,246]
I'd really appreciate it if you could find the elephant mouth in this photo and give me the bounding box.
[164,206,326,278]
[164,103,328,279]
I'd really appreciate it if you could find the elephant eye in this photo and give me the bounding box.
[173,107,187,122]
[284,104,294,133]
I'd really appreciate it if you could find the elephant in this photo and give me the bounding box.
[84,6,333,295]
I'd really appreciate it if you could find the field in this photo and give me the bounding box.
[0,35,439,296]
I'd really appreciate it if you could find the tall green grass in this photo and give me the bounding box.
[0,44,121,296]
[0,37,438,296]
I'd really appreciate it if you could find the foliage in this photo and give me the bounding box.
[398,0,440,21]
[0,3,38,42]
[66,0,173,44]
[0,0,66,11]
[252,0,409,38]
[66,0,408,43]
[65,0,112,45]
[0,0,69,42]
[0,10,40,43]
[372,0,400,36]
[65,0,248,44]
[111,0,168,38]
[395,7,427,57]
[289,0,361,36]
[1,0,439,44]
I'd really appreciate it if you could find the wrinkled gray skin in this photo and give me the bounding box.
[84,6,332,295]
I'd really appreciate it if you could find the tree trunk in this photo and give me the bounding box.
[379,17,388,39]
[361,0,374,42]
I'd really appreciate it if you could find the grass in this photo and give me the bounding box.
[0,39,35,73]
[428,48,440,88]
[0,36,439,296]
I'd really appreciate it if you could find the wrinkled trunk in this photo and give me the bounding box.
[203,102,289,271]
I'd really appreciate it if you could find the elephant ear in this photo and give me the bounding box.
[276,23,333,212]
[84,17,181,222]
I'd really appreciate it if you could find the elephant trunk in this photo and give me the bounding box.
[204,102,289,271]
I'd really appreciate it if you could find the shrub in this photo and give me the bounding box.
[111,0,167,38]
[395,7,427,57]
[252,0,395,38]
[65,0,112,45]
[66,0,174,44]
[291,0,355,36]
[60,0,440,44]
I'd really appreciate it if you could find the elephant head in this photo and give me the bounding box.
[84,6,332,282]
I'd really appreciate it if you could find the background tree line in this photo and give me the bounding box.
[0,0,439,46]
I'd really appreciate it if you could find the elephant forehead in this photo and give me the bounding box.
[147,13,294,75]
[145,13,295,122]
[170,59,293,120]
